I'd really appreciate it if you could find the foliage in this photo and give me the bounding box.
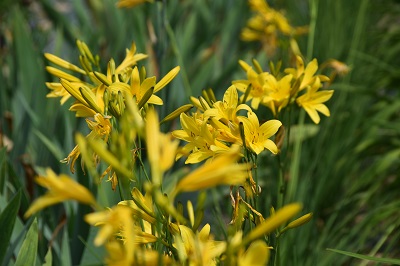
[0,0,399,265]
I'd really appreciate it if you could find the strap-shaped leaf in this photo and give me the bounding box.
[14,218,38,266]
[0,190,21,264]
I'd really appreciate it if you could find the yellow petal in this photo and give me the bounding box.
[259,119,282,138]
[45,53,86,74]
[46,66,81,82]
[286,213,313,229]
[154,66,180,93]
[238,240,270,266]
[303,105,321,124]
[263,139,279,154]
[243,203,302,245]
[239,60,252,72]
[174,148,249,193]
[69,103,97,117]
[147,94,163,105]
[314,104,330,117]
[60,79,88,106]
[223,85,239,108]
[24,169,96,218]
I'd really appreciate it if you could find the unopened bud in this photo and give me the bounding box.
[160,104,193,124]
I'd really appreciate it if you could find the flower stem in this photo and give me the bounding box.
[287,109,305,203]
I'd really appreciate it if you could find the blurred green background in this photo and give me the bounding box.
[1,0,400,265]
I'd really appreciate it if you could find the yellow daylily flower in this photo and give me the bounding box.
[62,113,112,173]
[69,102,97,117]
[172,113,230,164]
[262,74,293,116]
[44,53,86,74]
[233,64,270,109]
[59,79,105,116]
[242,203,302,245]
[237,240,270,266]
[115,42,148,74]
[120,66,180,106]
[296,77,334,124]
[173,147,249,194]
[204,85,251,125]
[45,82,72,105]
[85,205,134,246]
[279,212,313,235]
[174,224,226,265]
[105,241,171,266]
[24,168,97,218]
[241,0,307,55]
[119,195,156,224]
[237,111,282,155]
[285,56,329,91]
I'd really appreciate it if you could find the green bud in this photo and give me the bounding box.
[160,104,193,124]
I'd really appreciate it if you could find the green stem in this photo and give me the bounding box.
[274,235,281,266]
[276,154,285,210]
[307,0,318,59]
[134,139,151,184]
[252,153,259,210]
[287,109,305,203]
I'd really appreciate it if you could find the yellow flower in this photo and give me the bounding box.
[109,66,180,107]
[85,205,135,246]
[115,42,148,74]
[105,242,171,266]
[285,56,329,92]
[237,111,282,155]
[45,40,148,118]
[296,77,334,124]
[241,0,307,55]
[173,147,249,194]
[24,168,96,218]
[233,63,270,109]
[204,85,251,125]
[174,224,226,265]
[119,189,156,224]
[242,203,302,245]
[262,74,293,116]
[58,79,105,117]
[279,212,313,235]
[45,82,72,105]
[320,59,351,83]
[172,112,230,164]
[237,240,270,266]
[62,113,112,173]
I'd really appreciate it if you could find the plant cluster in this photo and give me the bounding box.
[18,0,347,265]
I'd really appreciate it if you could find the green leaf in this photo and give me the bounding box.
[79,226,105,265]
[327,248,400,265]
[0,148,7,193]
[32,129,64,160]
[42,248,52,266]
[15,218,38,266]
[60,228,71,266]
[289,124,320,144]
[0,190,22,264]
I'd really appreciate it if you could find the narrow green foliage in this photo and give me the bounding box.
[0,190,21,264]
[327,248,400,265]
[15,218,38,266]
